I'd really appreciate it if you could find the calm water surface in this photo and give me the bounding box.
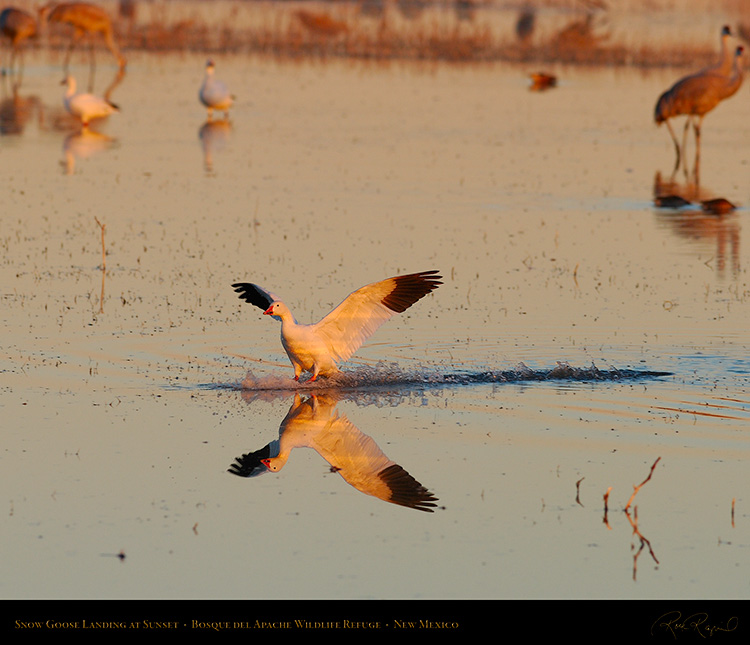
[1,51,749,602]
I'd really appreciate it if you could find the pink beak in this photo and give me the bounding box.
[263,306,273,315]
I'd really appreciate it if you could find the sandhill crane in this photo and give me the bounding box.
[654,27,739,171]
[1,7,38,79]
[41,2,126,76]
[62,74,118,128]
[705,25,735,75]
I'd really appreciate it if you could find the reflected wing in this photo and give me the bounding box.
[316,413,439,512]
[313,270,442,364]
[228,444,273,478]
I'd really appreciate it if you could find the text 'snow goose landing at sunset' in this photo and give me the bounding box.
[232,270,442,382]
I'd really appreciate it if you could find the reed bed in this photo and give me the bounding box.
[15,0,750,67]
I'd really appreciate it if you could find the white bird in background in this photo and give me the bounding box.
[232,270,442,382]
[228,393,439,512]
[61,75,118,128]
[199,59,233,120]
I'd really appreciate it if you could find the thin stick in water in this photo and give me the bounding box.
[94,216,106,270]
[624,457,661,512]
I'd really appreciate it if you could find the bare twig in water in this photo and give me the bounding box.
[94,217,106,313]
[624,457,661,512]
[575,477,585,506]
[601,459,661,578]
[101,550,126,561]
[626,505,659,581]
[94,217,106,270]
[731,498,736,528]
[603,486,612,529]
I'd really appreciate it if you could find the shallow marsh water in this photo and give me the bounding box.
[1,49,749,605]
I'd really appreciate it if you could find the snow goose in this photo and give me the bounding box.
[199,59,233,120]
[228,394,439,512]
[61,75,118,127]
[232,270,442,382]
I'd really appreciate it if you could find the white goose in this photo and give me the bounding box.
[61,75,118,128]
[199,59,233,120]
[232,270,442,382]
[228,393,439,512]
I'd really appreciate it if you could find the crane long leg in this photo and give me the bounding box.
[64,29,87,74]
[664,118,682,173]
[103,29,125,70]
[693,116,703,151]
[15,48,24,83]
[88,38,96,91]
[681,117,691,159]
[693,116,703,182]
[63,38,76,73]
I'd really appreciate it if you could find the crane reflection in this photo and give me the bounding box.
[652,172,741,279]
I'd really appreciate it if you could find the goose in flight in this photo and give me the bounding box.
[232,270,442,382]
[61,75,118,127]
[228,393,439,512]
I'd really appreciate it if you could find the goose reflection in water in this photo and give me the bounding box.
[228,393,439,512]
[198,118,232,173]
[62,128,116,174]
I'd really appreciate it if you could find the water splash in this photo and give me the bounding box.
[206,361,671,396]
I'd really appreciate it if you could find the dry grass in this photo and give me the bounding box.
[13,0,750,67]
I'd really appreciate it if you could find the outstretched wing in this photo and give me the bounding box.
[315,413,439,512]
[313,270,442,364]
[232,282,278,311]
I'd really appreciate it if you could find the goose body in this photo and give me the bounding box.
[199,60,233,119]
[232,270,442,381]
[62,75,117,127]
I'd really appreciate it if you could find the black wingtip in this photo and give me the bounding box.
[382,270,443,314]
[378,463,439,512]
[227,445,272,478]
[232,282,274,310]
